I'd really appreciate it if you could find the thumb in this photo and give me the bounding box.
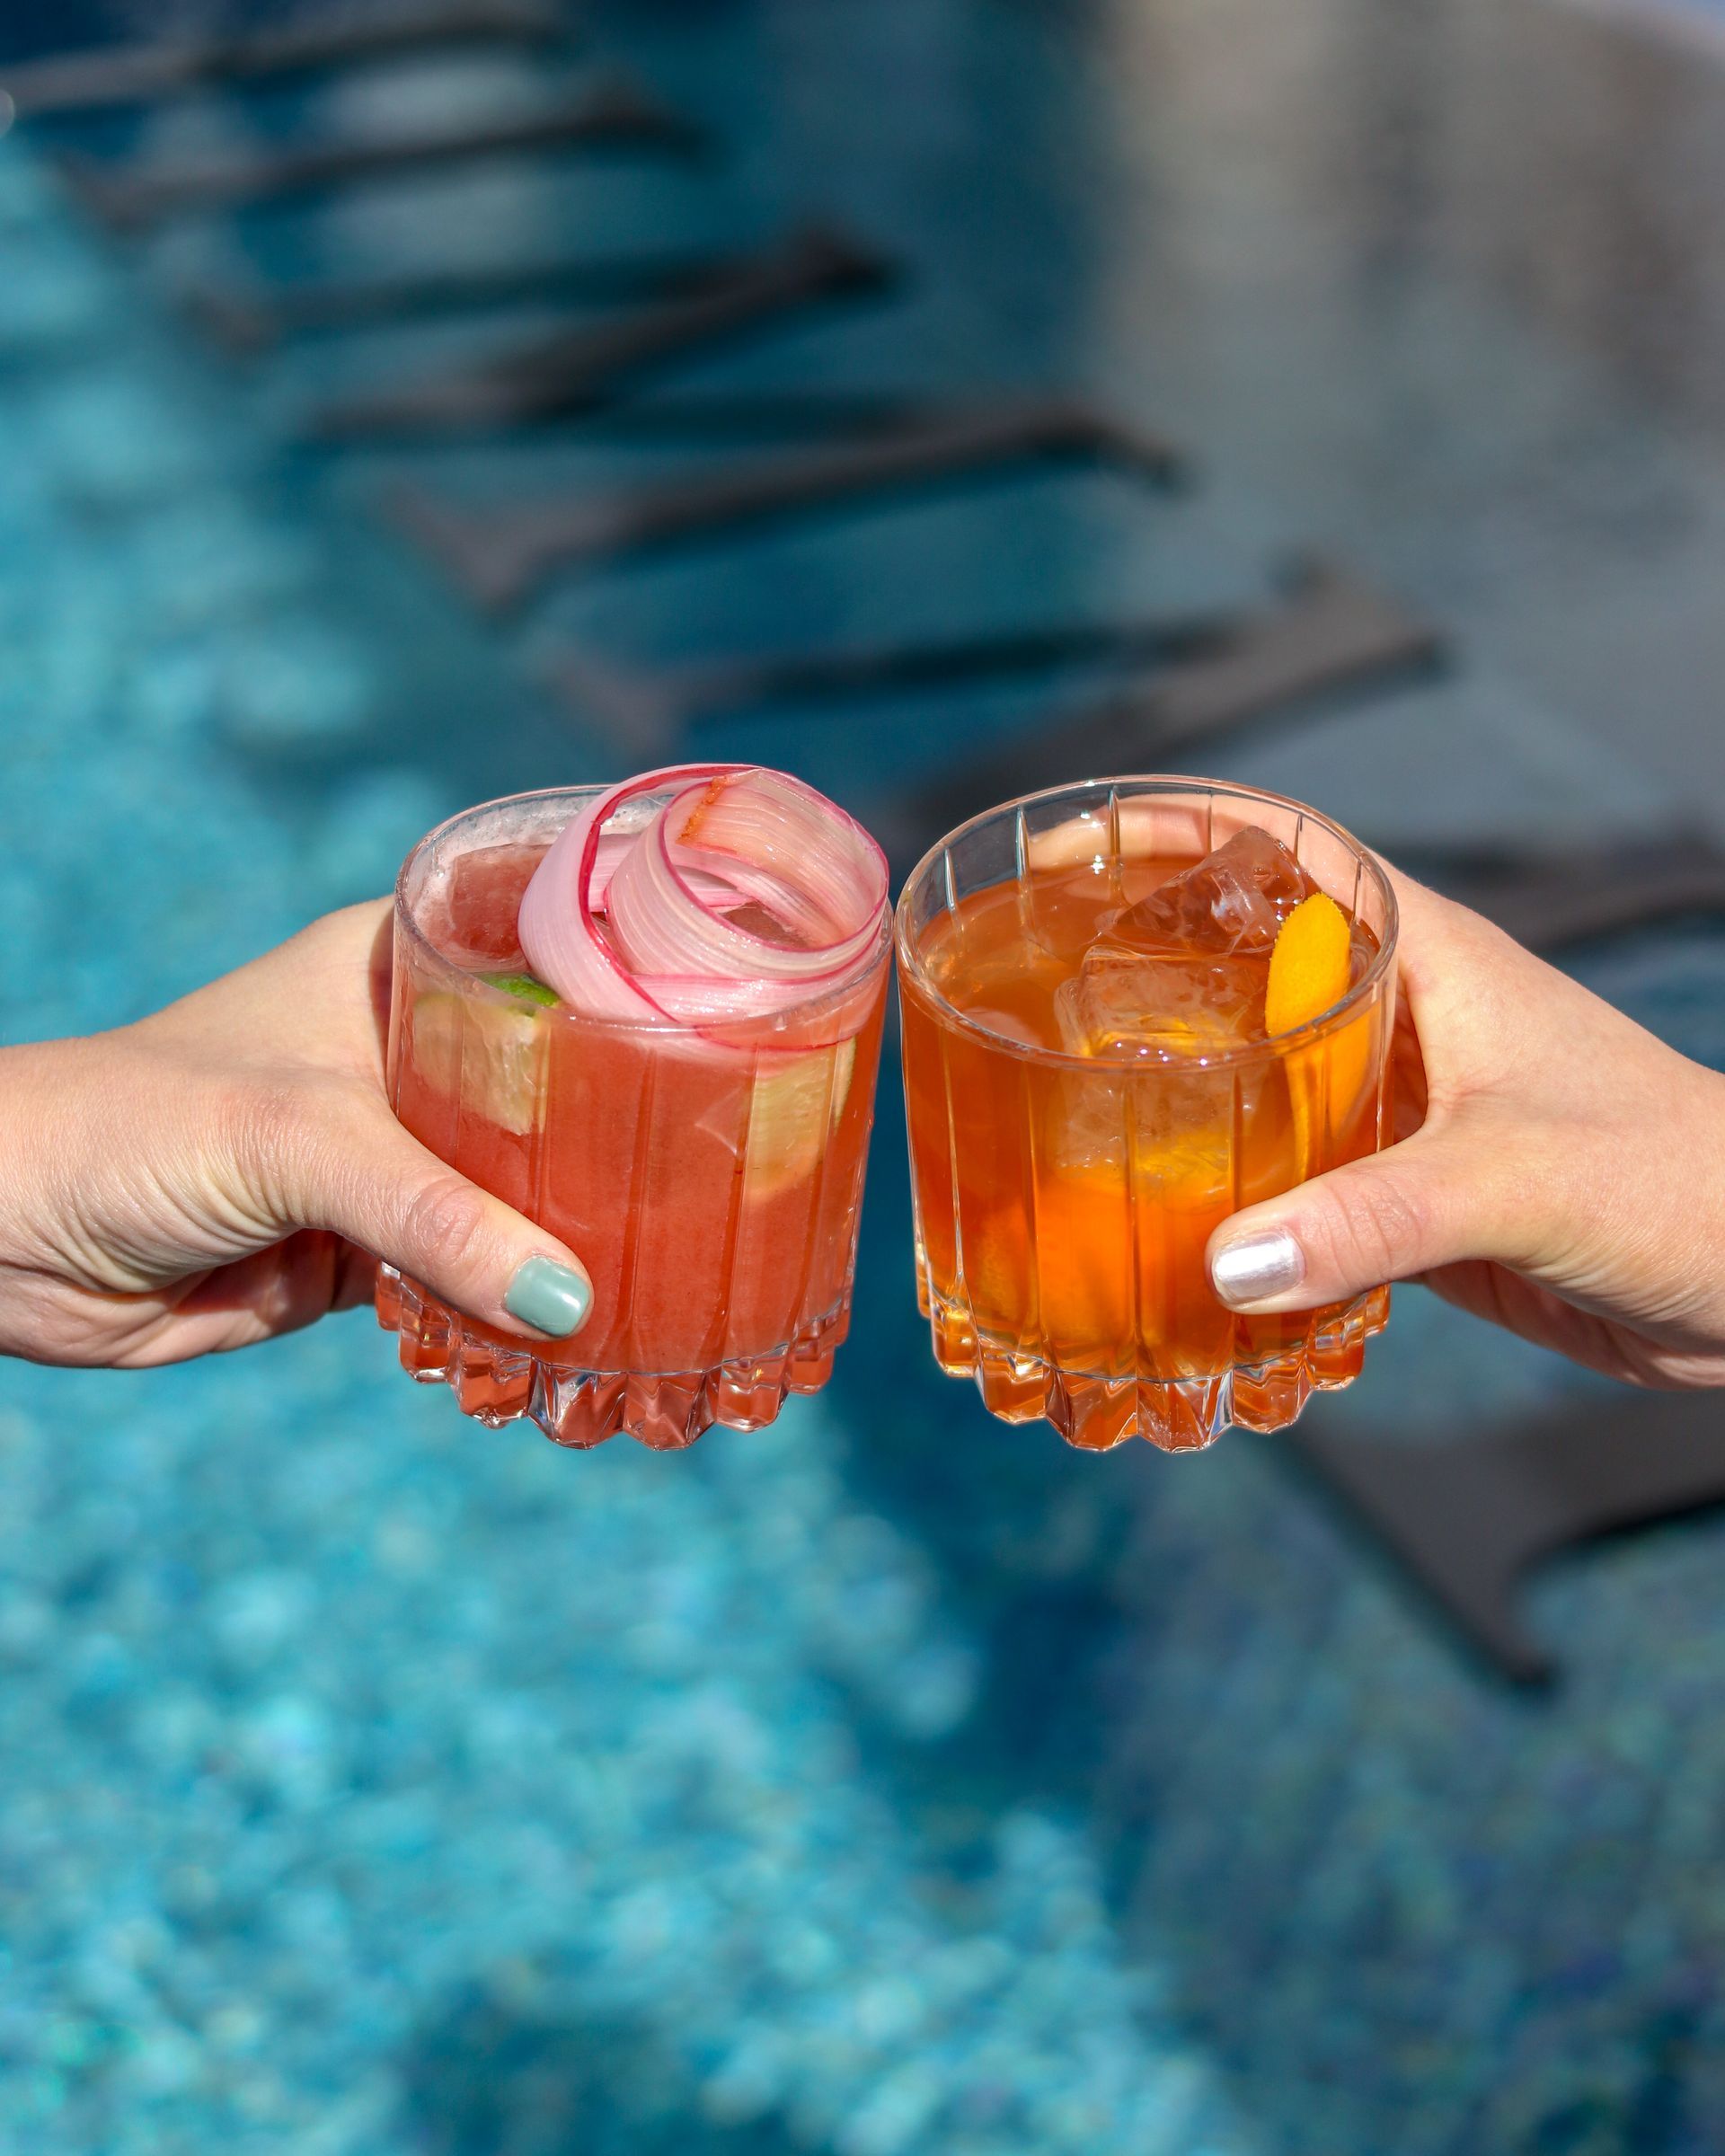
[294,1100,592,1342]
[1206,1123,1517,1313]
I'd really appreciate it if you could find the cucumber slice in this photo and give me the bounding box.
[743,1037,856,1199]
[409,986,550,1137]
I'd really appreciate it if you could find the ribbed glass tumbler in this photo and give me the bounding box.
[896,777,1399,1453]
[377,786,891,1450]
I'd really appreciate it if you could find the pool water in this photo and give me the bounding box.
[7,1,1725,2149]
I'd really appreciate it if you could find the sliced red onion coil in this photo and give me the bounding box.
[518,764,889,1040]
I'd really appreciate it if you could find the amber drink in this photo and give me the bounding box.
[896,778,1398,1453]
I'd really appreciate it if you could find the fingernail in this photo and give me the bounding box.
[1210,1229,1305,1309]
[504,1256,591,1338]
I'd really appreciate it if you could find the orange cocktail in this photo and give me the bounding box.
[380,770,890,1450]
[896,777,1398,1453]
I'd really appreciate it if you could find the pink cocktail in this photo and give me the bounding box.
[378,768,891,1449]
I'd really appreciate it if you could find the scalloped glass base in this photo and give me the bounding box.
[924,1284,1391,1453]
[376,1266,851,1450]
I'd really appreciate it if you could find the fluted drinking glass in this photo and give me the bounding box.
[896,776,1398,1453]
[378,786,891,1450]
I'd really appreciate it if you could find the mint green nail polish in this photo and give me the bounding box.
[505,1257,591,1338]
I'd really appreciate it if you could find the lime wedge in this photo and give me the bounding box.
[743,1038,856,1199]
[410,988,550,1137]
[482,971,560,1008]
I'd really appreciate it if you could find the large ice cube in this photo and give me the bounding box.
[1056,950,1266,1057]
[1055,826,1316,1059]
[1099,826,1316,959]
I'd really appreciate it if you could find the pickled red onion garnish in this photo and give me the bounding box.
[518,765,889,1034]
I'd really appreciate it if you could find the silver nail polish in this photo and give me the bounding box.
[1210,1230,1304,1307]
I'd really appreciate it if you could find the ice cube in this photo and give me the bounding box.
[1055,951,1265,1059]
[1053,826,1316,1059]
[1049,985,1248,1174]
[1097,826,1316,960]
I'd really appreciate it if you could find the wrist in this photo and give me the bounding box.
[0,1040,65,1260]
[0,1039,87,1356]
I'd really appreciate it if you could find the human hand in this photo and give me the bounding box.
[0,902,591,1368]
[1207,869,1725,1389]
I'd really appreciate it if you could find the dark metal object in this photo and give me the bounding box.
[889,560,1444,870]
[0,0,565,119]
[575,393,963,443]
[385,397,1187,614]
[1401,832,1725,951]
[1283,1392,1725,1687]
[551,610,1243,750]
[59,78,701,234]
[179,243,797,358]
[305,225,895,438]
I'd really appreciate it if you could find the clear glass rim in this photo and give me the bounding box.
[396,784,892,1039]
[893,773,1400,1071]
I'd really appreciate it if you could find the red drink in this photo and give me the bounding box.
[380,773,890,1450]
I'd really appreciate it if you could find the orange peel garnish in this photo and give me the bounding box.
[1268,892,1374,1180]
[1266,891,1352,1038]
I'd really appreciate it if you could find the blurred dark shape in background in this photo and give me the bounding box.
[7,0,1725,2149]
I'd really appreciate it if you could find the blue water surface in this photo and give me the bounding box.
[6,2,1725,2151]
